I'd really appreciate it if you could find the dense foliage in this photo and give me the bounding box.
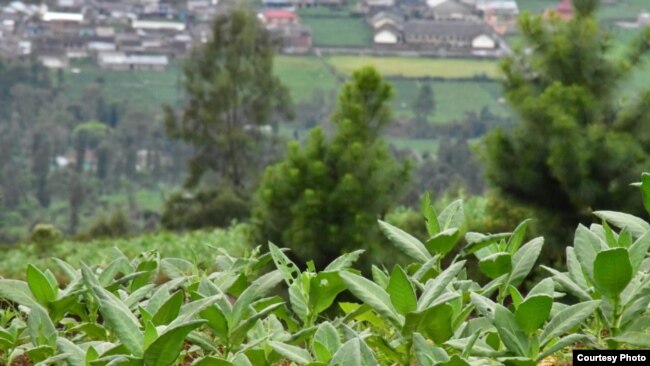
[481,0,650,240]
[253,67,410,267]
[164,7,292,190]
[1,175,649,365]
[0,225,252,279]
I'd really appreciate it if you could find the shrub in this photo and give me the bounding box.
[29,224,63,249]
[161,187,251,230]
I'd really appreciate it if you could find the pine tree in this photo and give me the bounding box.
[254,67,410,267]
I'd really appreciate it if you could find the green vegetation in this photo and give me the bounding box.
[327,56,499,78]
[390,79,509,123]
[301,16,372,47]
[63,61,183,110]
[165,8,292,190]
[481,1,650,246]
[274,56,340,103]
[0,224,251,279]
[254,67,410,267]
[1,179,649,365]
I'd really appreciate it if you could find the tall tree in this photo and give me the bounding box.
[164,7,292,189]
[413,83,435,122]
[480,0,650,239]
[254,67,410,267]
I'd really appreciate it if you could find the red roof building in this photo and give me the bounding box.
[259,10,299,27]
[556,0,573,20]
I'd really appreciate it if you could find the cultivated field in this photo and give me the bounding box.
[326,56,500,79]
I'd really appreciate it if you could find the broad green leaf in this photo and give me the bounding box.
[268,242,301,285]
[594,211,650,238]
[313,341,332,363]
[309,272,347,315]
[56,338,85,366]
[508,238,543,287]
[230,270,282,326]
[515,295,552,335]
[378,220,431,262]
[629,231,650,272]
[387,266,416,315]
[27,265,57,305]
[438,199,464,231]
[328,338,377,366]
[527,278,555,298]
[418,261,466,311]
[540,300,600,346]
[269,341,313,364]
[314,322,340,360]
[371,265,389,289]
[52,258,78,282]
[469,293,497,320]
[81,264,144,357]
[419,304,454,344]
[324,250,365,272]
[609,332,650,347]
[143,320,206,366]
[231,354,253,366]
[541,266,591,301]
[479,252,512,279]
[593,248,633,299]
[160,258,194,279]
[28,304,57,348]
[574,225,603,282]
[151,290,184,326]
[440,355,470,366]
[413,332,449,366]
[289,279,308,322]
[536,334,587,362]
[339,271,403,326]
[0,279,38,306]
[509,286,523,309]
[421,192,440,236]
[425,228,461,257]
[494,305,529,357]
[507,219,532,254]
[463,232,511,255]
[565,247,588,289]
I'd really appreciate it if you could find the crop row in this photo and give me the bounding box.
[1,175,650,365]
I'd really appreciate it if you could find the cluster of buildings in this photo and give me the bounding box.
[0,0,237,70]
[0,0,584,69]
[363,0,518,54]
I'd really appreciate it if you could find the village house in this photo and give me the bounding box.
[363,0,396,13]
[274,24,312,54]
[372,15,499,52]
[98,51,169,71]
[545,0,573,21]
[403,20,497,49]
[259,9,313,55]
[259,9,299,27]
[476,0,519,34]
[425,0,478,20]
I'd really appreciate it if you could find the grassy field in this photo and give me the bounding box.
[327,56,500,78]
[518,0,648,21]
[64,60,182,110]
[274,56,341,102]
[301,16,372,47]
[0,224,252,278]
[390,138,439,154]
[390,79,510,123]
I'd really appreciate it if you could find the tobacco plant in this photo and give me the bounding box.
[0,174,648,365]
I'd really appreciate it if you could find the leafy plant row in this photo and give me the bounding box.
[1,175,650,365]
